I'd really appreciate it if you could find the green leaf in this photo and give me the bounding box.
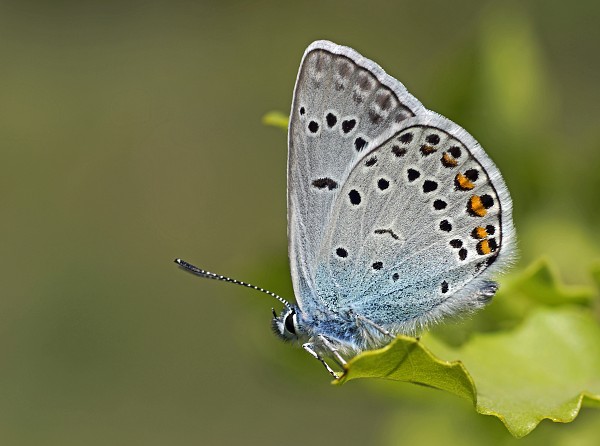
[338,307,600,438]
[261,111,288,130]
[483,260,596,332]
[498,259,596,307]
[335,336,475,403]
[428,307,600,437]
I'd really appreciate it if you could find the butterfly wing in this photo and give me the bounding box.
[288,41,427,312]
[314,113,516,332]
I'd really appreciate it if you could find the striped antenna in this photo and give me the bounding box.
[174,258,291,309]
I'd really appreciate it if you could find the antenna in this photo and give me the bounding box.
[174,258,292,309]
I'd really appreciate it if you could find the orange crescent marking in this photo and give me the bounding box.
[477,239,492,255]
[441,152,458,167]
[468,196,487,217]
[455,173,475,190]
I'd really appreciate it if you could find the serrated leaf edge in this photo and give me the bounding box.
[477,391,600,438]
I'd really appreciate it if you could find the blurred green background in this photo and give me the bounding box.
[1,0,599,444]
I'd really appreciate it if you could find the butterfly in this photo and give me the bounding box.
[176,40,515,377]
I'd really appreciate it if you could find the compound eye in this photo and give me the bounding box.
[284,312,296,334]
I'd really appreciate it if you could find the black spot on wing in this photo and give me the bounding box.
[377,178,389,190]
[433,199,447,210]
[449,239,463,248]
[392,145,407,157]
[365,156,377,167]
[326,113,337,128]
[448,146,461,158]
[374,228,399,240]
[407,169,420,182]
[426,134,440,145]
[349,189,361,205]
[342,119,356,133]
[399,132,413,144]
[354,137,367,151]
[336,247,348,258]
[422,180,438,193]
[439,220,452,232]
[312,178,338,190]
[441,280,449,293]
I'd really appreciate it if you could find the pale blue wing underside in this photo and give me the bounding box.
[288,41,426,311]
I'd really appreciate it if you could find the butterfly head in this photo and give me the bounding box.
[271,305,304,342]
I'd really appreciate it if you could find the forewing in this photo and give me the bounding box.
[288,41,426,311]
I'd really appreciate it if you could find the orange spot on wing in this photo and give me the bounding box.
[476,240,491,255]
[468,196,487,217]
[441,152,458,167]
[472,226,488,239]
[420,145,437,156]
[455,173,474,190]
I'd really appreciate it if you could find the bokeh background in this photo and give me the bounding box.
[1,1,599,444]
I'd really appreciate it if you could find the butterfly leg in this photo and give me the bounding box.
[317,334,347,367]
[302,343,338,378]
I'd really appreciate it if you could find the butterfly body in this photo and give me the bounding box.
[273,304,388,356]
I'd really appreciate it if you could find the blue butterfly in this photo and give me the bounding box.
[176,40,515,377]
